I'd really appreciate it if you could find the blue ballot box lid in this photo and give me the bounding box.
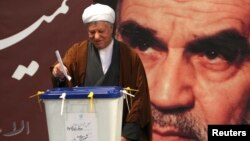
[41,86,123,99]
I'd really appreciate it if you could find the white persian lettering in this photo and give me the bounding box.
[0,0,69,50]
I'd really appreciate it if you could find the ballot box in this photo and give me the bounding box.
[41,86,124,141]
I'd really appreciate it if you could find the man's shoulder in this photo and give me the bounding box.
[66,40,88,53]
[71,40,88,49]
[116,40,141,64]
[117,40,129,49]
[116,40,136,54]
[65,40,88,55]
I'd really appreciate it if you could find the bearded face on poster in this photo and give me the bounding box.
[114,0,250,140]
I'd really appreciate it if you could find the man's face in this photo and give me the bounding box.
[87,21,113,49]
[117,0,250,140]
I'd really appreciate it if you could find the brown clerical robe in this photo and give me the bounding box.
[51,40,152,141]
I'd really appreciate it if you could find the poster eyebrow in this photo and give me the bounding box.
[186,29,250,62]
[118,20,166,51]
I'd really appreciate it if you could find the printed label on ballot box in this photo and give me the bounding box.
[65,113,98,141]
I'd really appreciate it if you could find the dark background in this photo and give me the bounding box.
[0,0,93,140]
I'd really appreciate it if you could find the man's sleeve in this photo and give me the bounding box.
[123,54,152,141]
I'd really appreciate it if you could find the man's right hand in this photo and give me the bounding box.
[52,63,68,79]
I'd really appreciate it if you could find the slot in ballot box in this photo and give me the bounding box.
[41,86,124,141]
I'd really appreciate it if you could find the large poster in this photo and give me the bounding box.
[114,0,250,141]
[0,0,92,140]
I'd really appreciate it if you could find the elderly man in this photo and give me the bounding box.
[116,0,250,141]
[51,3,151,141]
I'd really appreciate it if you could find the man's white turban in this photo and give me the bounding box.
[82,3,115,24]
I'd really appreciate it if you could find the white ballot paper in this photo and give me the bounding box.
[65,113,98,141]
[55,50,72,81]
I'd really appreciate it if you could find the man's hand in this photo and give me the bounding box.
[52,63,68,79]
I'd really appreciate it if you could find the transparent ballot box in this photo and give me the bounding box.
[41,86,124,141]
